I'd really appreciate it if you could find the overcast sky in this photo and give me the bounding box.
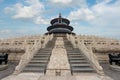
[0,0,120,39]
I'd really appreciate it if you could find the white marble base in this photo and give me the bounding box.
[2,73,113,80]
[2,73,43,80]
[0,64,8,71]
[110,65,120,71]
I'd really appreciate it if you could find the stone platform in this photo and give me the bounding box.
[0,65,8,71]
[2,73,113,80]
[109,65,120,71]
[1,37,113,80]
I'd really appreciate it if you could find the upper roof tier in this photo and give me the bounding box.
[50,13,70,25]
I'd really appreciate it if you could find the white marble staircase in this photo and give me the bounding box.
[64,38,95,74]
[22,38,56,74]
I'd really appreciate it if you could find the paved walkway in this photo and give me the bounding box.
[1,62,114,80]
[100,63,120,80]
[1,59,120,80]
[0,62,18,79]
[2,72,113,80]
[46,37,70,76]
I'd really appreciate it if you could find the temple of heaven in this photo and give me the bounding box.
[46,13,75,36]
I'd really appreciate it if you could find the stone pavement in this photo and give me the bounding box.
[46,37,70,75]
[38,73,113,80]
[2,72,113,80]
[2,73,42,80]
[0,62,18,79]
[100,63,120,80]
[1,62,118,80]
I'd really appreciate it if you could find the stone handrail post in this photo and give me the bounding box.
[69,34,77,48]
[41,35,47,48]
[66,34,70,40]
[49,34,53,39]
[49,34,53,40]
[42,34,53,48]
[43,35,49,48]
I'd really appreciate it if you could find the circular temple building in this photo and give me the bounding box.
[46,13,75,36]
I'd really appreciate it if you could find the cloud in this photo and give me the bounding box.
[35,16,49,25]
[4,0,87,25]
[68,0,120,26]
[4,0,48,25]
[2,0,120,39]
[96,0,112,4]
[0,30,11,34]
[4,0,44,19]
[91,0,120,27]
[49,0,87,7]
[4,7,14,14]
[68,0,120,39]
[50,0,72,4]
[68,8,95,21]
[12,0,44,19]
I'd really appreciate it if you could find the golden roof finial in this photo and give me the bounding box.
[59,13,61,18]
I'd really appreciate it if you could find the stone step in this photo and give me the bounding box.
[35,53,51,55]
[26,63,46,67]
[67,49,80,51]
[38,51,50,53]
[65,48,73,50]
[38,49,51,51]
[67,52,80,53]
[38,50,51,53]
[68,55,84,58]
[41,48,52,50]
[69,57,86,60]
[64,44,72,46]
[35,53,50,55]
[70,63,91,68]
[71,63,91,67]
[32,57,49,60]
[23,67,45,73]
[65,45,73,47]
[30,59,48,62]
[33,57,49,59]
[73,48,80,50]
[70,60,88,63]
[34,55,50,57]
[33,56,50,58]
[68,53,83,55]
[67,48,79,50]
[30,60,48,63]
[68,55,84,57]
[72,67,94,72]
[64,45,73,48]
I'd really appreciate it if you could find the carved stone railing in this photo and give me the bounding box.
[42,34,53,48]
[14,34,53,74]
[0,45,26,51]
[14,39,41,74]
[66,34,76,48]
[67,34,104,75]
